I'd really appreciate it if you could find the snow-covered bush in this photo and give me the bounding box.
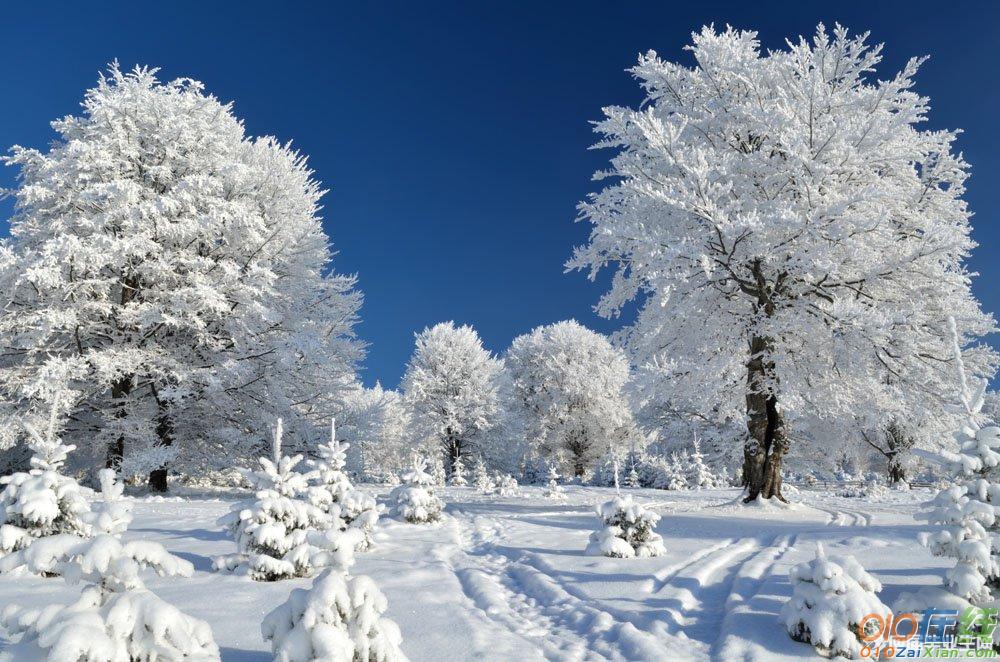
[0,398,91,557]
[0,469,220,660]
[390,458,443,524]
[340,490,381,552]
[214,420,330,581]
[262,570,405,662]
[493,474,519,497]
[449,455,468,487]
[780,544,889,658]
[544,465,565,500]
[586,495,665,558]
[472,457,494,493]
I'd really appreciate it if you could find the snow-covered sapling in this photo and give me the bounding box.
[912,317,1000,606]
[494,474,519,497]
[544,465,566,500]
[307,418,381,552]
[214,419,330,581]
[780,544,889,658]
[390,457,443,524]
[472,456,494,493]
[0,397,91,557]
[586,494,665,558]
[688,438,716,489]
[0,469,220,660]
[449,454,468,487]
[261,529,405,662]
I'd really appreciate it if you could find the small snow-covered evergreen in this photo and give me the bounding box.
[307,419,355,512]
[449,455,468,487]
[429,455,447,487]
[544,465,565,500]
[911,317,1000,606]
[780,544,889,659]
[214,420,330,581]
[261,530,405,662]
[493,474,519,497]
[472,456,494,493]
[390,457,443,524]
[0,469,220,661]
[657,454,689,491]
[586,494,665,558]
[0,397,91,557]
[687,438,716,489]
[307,419,381,552]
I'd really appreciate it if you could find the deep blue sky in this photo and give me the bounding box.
[2,1,998,388]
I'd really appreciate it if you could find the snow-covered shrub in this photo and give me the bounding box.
[0,398,91,557]
[472,457,494,493]
[262,570,405,662]
[0,469,220,660]
[214,420,330,581]
[448,455,468,487]
[544,465,565,500]
[429,455,447,487]
[390,458,443,524]
[494,474,519,497]
[586,495,665,558]
[780,544,889,658]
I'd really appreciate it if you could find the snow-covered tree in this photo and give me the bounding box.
[333,383,411,482]
[658,454,689,491]
[472,456,494,493]
[568,24,998,502]
[401,322,503,475]
[214,420,330,581]
[544,465,566,500]
[307,419,381,552]
[506,321,637,477]
[0,396,91,556]
[586,494,665,558]
[0,64,363,490]
[913,317,1000,606]
[494,474,519,497]
[0,469,220,660]
[449,454,468,487]
[688,439,716,489]
[390,457,443,524]
[781,544,889,658]
[261,525,405,662]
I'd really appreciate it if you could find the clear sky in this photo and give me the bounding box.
[1,1,998,388]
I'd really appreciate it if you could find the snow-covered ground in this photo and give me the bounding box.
[0,484,940,661]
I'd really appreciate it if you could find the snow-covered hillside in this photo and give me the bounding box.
[0,485,940,661]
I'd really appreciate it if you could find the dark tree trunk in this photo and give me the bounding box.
[148,406,173,492]
[445,430,461,477]
[742,334,788,502]
[106,376,133,470]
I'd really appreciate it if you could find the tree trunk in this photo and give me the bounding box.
[886,453,906,484]
[148,405,173,493]
[105,376,133,470]
[445,428,460,476]
[742,334,788,502]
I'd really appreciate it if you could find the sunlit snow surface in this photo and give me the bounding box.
[0,484,940,661]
